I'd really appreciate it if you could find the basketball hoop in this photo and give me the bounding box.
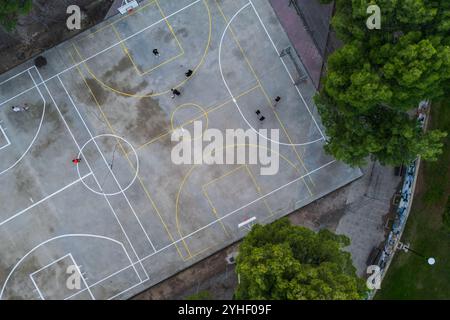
[238,216,257,230]
[118,0,139,15]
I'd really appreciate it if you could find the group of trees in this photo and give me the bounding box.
[0,0,32,31]
[235,219,366,300]
[315,0,450,166]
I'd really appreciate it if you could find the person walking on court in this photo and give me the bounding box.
[255,109,265,121]
[72,158,82,164]
[185,69,193,77]
[153,49,160,57]
[273,96,281,107]
[171,88,181,99]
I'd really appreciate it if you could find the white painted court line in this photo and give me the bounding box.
[0,0,202,109]
[248,0,325,139]
[29,274,45,300]
[64,263,137,300]
[29,254,74,300]
[0,67,34,87]
[142,159,337,260]
[0,85,36,108]
[0,233,140,299]
[0,69,46,177]
[0,172,93,228]
[30,253,72,277]
[35,69,147,283]
[107,280,143,300]
[28,252,95,300]
[0,124,11,151]
[29,254,69,300]
[0,0,337,299]
[218,2,324,147]
[218,2,324,146]
[58,76,157,253]
[101,159,337,300]
[44,158,337,300]
[68,253,96,300]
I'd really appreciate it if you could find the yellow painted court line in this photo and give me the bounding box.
[214,0,315,194]
[71,53,257,262]
[175,143,310,261]
[71,0,212,99]
[176,165,249,259]
[112,25,142,75]
[170,103,209,143]
[202,164,272,223]
[75,0,157,44]
[112,1,186,76]
[175,166,196,258]
[71,55,187,261]
[202,188,231,238]
[244,164,274,217]
[138,52,184,76]
[133,83,261,153]
[183,243,215,261]
[155,0,185,55]
[202,164,246,188]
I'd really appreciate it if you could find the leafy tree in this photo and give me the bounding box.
[316,93,447,166]
[234,218,366,300]
[0,0,33,31]
[315,0,449,166]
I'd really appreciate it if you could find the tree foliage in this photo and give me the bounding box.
[315,0,449,166]
[0,0,33,31]
[234,219,366,300]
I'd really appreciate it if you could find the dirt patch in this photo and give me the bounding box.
[31,104,64,158]
[126,97,171,146]
[0,0,114,74]
[133,243,239,300]
[102,56,134,79]
[175,27,189,39]
[84,78,109,106]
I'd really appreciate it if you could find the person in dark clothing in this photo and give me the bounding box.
[171,88,181,98]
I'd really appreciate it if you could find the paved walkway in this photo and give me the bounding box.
[336,162,401,276]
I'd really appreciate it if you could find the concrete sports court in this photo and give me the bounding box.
[0,0,361,299]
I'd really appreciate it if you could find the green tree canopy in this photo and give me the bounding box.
[0,0,33,31]
[234,218,366,300]
[315,0,449,166]
[316,93,446,166]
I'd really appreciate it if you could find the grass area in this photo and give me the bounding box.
[185,290,213,300]
[375,100,450,299]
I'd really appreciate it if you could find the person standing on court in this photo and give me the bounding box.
[11,104,29,112]
[273,96,281,107]
[185,69,193,77]
[171,88,181,99]
[153,49,160,57]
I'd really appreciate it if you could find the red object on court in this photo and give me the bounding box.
[72,158,81,164]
